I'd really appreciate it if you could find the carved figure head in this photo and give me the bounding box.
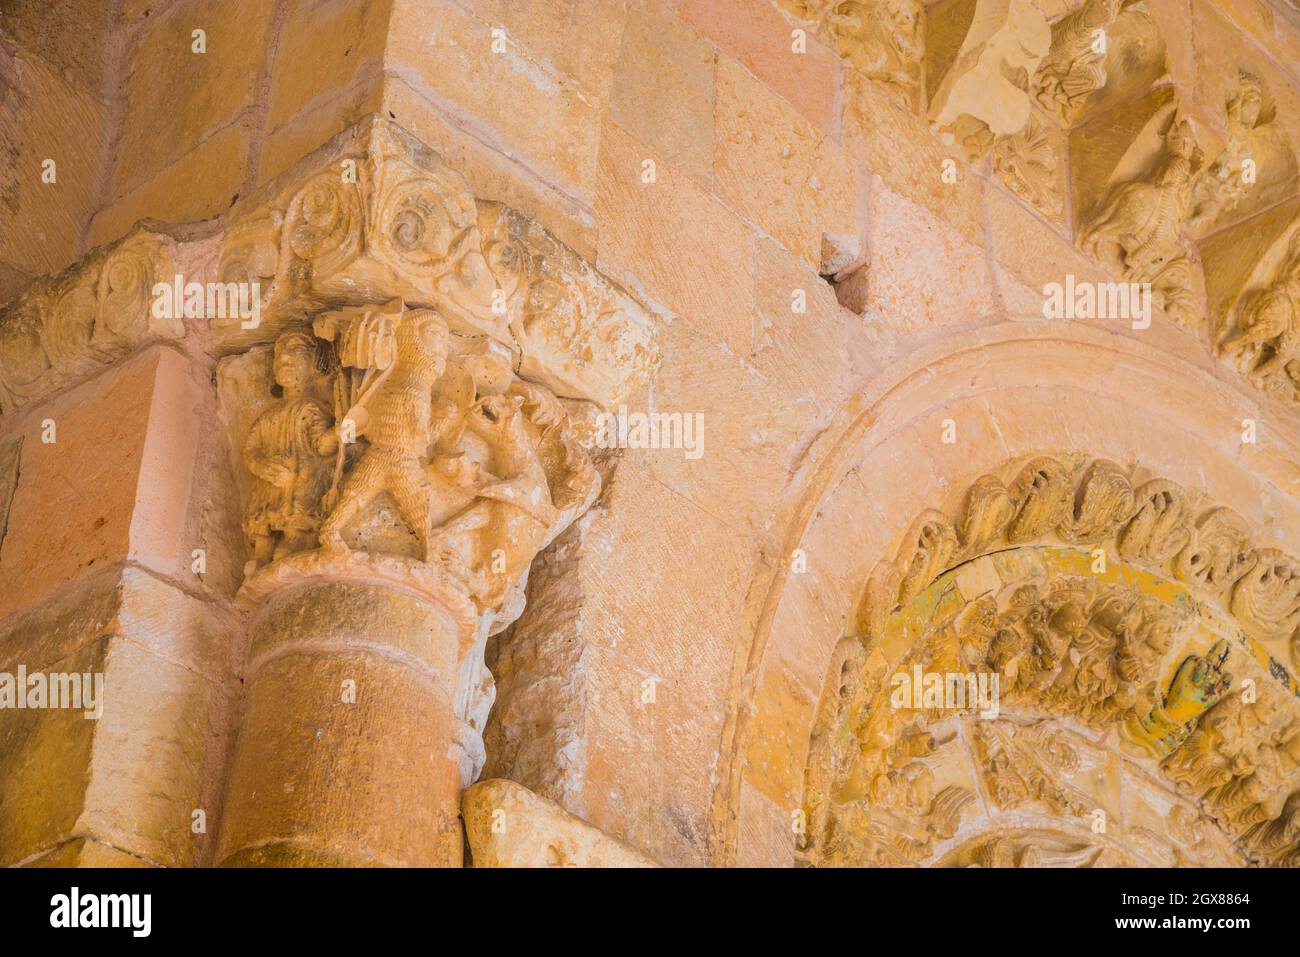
[396,309,450,375]
[272,329,320,394]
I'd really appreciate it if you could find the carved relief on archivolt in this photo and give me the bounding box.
[804,553,1292,866]
[1189,71,1297,235]
[1079,113,1205,328]
[1030,0,1125,125]
[803,453,1300,867]
[856,454,1300,669]
[1217,224,1300,403]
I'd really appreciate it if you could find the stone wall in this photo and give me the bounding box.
[2,0,1300,868]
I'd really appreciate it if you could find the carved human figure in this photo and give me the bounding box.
[425,389,558,606]
[829,0,923,96]
[242,329,338,567]
[318,308,450,560]
[1079,117,1203,323]
[1219,235,1300,389]
[1190,71,1269,230]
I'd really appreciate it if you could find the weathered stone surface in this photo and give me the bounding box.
[114,0,272,197]
[5,0,1300,875]
[610,2,717,183]
[0,347,199,621]
[463,778,657,867]
[674,0,842,133]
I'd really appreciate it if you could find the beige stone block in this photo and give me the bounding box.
[0,347,199,622]
[89,124,250,248]
[114,0,272,196]
[77,638,226,867]
[843,70,984,246]
[0,639,101,866]
[743,659,817,808]
[1276,12,1300,71]
[858,177,997,337]
[378,77,597,260]
[464,778,657,866]
[596,119,754,353]
[265,0,391,132]
[0,53,106,278]
[258,78,385,187]
[385,0,601,203]
[580,460,757,689]
[581,643,719,865]
[0,568,229,868]
[469,0,629,105]
[985,184,1111,319]
[673,0,841,133]
[1145,0,1197,93]
[735,777,795,866]
[610,1,717,183]
[647,319,805,534]
[752,236,856,410]
[714,56,862,270]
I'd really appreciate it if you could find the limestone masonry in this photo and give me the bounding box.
[3,0,1300,869]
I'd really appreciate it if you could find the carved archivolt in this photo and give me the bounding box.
[804,453,1300,867]
[802,0,1299,413]
[857,453,1300,667]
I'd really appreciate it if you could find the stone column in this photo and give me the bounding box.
[195,120,659,868]
[214,560,479,867]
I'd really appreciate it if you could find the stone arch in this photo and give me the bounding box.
[712,320,1300,866]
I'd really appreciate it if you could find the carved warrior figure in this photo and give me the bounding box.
[242,330,339,566]
[1079,117,1204,326]
[315,303,451,562]
[1219,230,1300,394]
[1190,71,1271,231]
[1031,0,1125,123]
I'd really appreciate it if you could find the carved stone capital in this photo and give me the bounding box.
[213,118,660,409]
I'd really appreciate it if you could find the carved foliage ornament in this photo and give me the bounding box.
[0,232,182,413]
[215,120,660,410]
